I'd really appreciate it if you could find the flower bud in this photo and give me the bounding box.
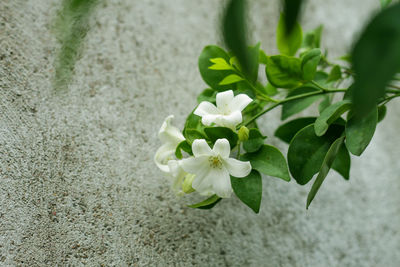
[238,126,249,142]
[182,174,195,194]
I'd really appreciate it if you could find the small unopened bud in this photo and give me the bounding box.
[182,174,195,194]
[238,126,249,142]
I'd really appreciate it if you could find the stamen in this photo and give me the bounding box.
[208,156,222,169]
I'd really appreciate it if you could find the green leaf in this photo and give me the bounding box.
[242,145,290,181]
[351,3,400,116]
[197,88,217,104]
[283,0,303,35]
[208,57,233,70]
[314,100,352,136]
[281,86,322,120]
[223,0,253,77]
[188,195,221,209]
[277,13,303,56]
[265,82,278,96]
[247,43,261,83]
[198,45,234,91]
[204,127,238,149]
[345,107,378,156]
[288,124,344,185]
[301,48,321,81]
[175,140,192,159]
[231,170,262,213]
[259,49,268,64]
[332,144,351,180]
[183,110,207,144]
[381,0,393,8]
[265,55,303,88]
[274,117,316,143]
[377,105,387,122]
[327,65,342,82]
[219,74,244,85]
[318,95,331,113]
[302,25,323,49]
[243,128,267,153]
[306,136,345,209]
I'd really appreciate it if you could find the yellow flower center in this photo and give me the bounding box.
[209,156,222,169]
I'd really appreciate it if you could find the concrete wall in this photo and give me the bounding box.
[1,0,399,266]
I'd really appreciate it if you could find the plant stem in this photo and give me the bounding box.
[310,80,347,92]
[379,92,400,105]
[387,84,400,90]
[243,89,346,127]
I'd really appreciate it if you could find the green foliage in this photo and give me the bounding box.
[314,100,352,136]
[183,111,207,144]
[282,0,303,35]
[197,89,217,103]
[306,136,345,208]
[277,13,303,56]
[332,144,351,180]
[301,48,321,81]
[219,74,244,85]
[288,124,344,185]
[281,86,322,120]
[377,105,387,122]
[204,127,238,149]
[265,55,303,88]
[242,128,266,153]
[231,170,262,213]
[327,65,342,82]
[380,0,393,8]
[242,145,290,181]
[302,25,323,50]
[175,140,192,159]
[275,117,316,143]
[188,195,222,209]
[351,3,400,117]
[345,107,378,156]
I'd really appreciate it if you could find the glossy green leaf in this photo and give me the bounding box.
[327,65,342,82]
[351,3,400,116]
[175,140,192,159]
[281,86,322,120]
[345,107,378,156]
[277,13,303,56]
[219,74,244,85]
[306,136,345,209]
[332,144,351,180]
[243,128,267,153]
[188,194,221,209]
[301,48,321,81]
[208,57,233,70]
[183,111,206,144]
[274,117,316,143]
[314,100,352,136]
[288,124,344,185]
[318,95,331,113]
[265,55,303,88]
[231,170,262,213]
[199,45,234,91]
[377,105,387,122]
[242,145,290,181]
[197,88,217,104]
[204,127,238,149]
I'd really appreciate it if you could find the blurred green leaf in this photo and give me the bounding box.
[188,195,221,209]
[332,144,351,180]
[282,0,303,35]
[277,13,303,56]
[306,136,345,209]
[377,105,387,122]
[175,140,192,159]
[288,124,344,185]
[314,100,352,136]
[327,65,342,82]
[265,55,303,88]
[345,107,378,156]
[243,128,267,153]
[231,170,262,213]
[281,86,322,120]
[301,48,321,81]
[275,117,316,143]
[204,127,238,149]
[351,3,400,117]
[242,145,290,181]
[197,89,217,104]
[219,74,244,85]
[380,0,393,8]
[302,25,323,49]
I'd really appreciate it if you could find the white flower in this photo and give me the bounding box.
[194,90,252,129]
[180,139,252,198]
[154,115,185,173]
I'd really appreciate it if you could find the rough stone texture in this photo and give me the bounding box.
[1,0,399,266]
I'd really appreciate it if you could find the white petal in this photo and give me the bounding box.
[192,139,213,157]
[216,90,234,111]
[191,167,214,195]
[229,93,253,112]
[215,110,242,129]
[194,101,219,117]
[211,168,232,198]
[158,115,185,145]
[212,139,230,158]
[201,114,220,126]
[168,160,186,195]
[154,143,176,173]
[180,156,208,174]
[223,158,252,178]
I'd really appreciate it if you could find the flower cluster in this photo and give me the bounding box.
[154,90,252,199]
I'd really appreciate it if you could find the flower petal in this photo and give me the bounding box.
[216,90,234,111]
[154,143,176,173]
[191,167,214,196]
[201,114,220,126]
[192,139,213,157]
[158,115,185,145]
[229,93,253,112]
[211,167,232,198]
[167,160,186,195]
[215,110,242,129]
[180,156,208,174]
[194,101,219,117]
[223,158,252,178]
[212,139,230,158]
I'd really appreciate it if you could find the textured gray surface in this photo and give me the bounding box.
[1,0,399,266]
